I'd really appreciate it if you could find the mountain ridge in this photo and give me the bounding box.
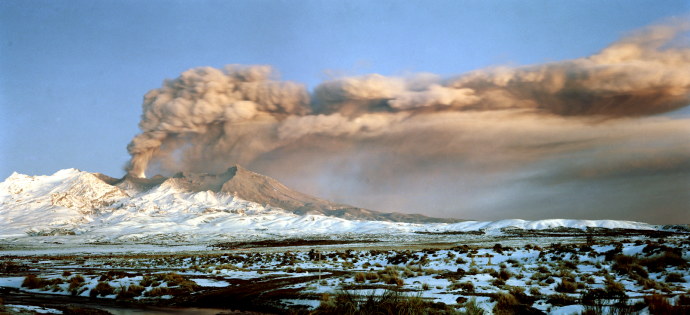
[0,167,681,244]
[112,165,463,223]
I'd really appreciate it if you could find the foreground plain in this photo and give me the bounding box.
[1,232,689,315]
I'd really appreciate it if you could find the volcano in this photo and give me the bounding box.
[0,166,664,244]
[117,165,461,223]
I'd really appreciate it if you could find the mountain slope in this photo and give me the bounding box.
[0,167,677,244]
[139,165,462,223]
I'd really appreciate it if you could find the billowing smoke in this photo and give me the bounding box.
[125,65,310,177]
[124,21,690,223]
[312,21,690,117]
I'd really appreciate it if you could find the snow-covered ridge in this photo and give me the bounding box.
[0,169,672,244]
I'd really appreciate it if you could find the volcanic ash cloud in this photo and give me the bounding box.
[124,20,690,214]
[125,65,310,178]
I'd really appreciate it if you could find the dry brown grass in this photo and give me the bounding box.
[354,272,366,283]
[89,282,114,297]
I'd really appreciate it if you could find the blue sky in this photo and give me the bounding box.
[1,1,688,222]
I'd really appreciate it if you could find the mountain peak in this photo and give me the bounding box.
[2,166,463,224]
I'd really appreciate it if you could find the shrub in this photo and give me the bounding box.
[69,274,85,283]
[644,293,690,315]
[530,272,550,281]
[605,280,627,297]
[379,266,399,277]
[365,272,378,281]
[68,275,86,295]
[492,292,519,315]
[460,281,475,292]
[402,268,416,278]
[421,283,430,290]
[449,281,475,292]
[380,274,391,283]
[140,275,153,287]
[311,289,456,315]
[529,287,541,296]
[581,288,642,315]
[89,282,114,297]
[385,275,404,287]
[641,251,688,273]
[639,278,662,291]
[459,297,485,315]
[547,293,577,306]
[22,275,43,289]
[121,284,146,299]
[62,270,72,277]
[562,261,578,270]
[354,273,366,283]
[611,255,649,279]
[665,272,687,283]
[145,286,171,297]
[498,269,512,281]
[164,272,184,286]
[555,279,577,293]
[99,270,128,281]
[491,278,505,287]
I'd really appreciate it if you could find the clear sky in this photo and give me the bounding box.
[1,1,688,223]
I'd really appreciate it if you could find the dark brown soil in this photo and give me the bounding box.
[172,271,351,314]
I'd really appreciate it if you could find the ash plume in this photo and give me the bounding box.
[125,65,310,177]
[125,19,690,223]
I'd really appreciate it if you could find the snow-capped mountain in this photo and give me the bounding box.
[0,166,672,244]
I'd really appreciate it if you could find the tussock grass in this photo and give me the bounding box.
[547,293,577,306]
[555,278,578,293]
[529,287,541,296]
[89,282,114,297]
[644,293,690,315]
[354,272,366,283]
[68,275,85,295]
[448,281,474,292]
[492,292,521,315]
[145,286,171,297]
[364,272,378,281]
[292,289,472,315]
[665,272,686,283]
[579,288,645,315]
[21,274,63,289]
[116,284,146,299]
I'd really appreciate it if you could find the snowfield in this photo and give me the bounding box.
[1,169,689,314]
[0,169,668,246]
[0,236,688,315]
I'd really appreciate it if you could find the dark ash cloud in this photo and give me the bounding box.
[124,21,690,224]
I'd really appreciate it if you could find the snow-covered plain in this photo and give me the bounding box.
[0,237,688,315]
[0,169,666,246]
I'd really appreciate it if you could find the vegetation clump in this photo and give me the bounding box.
[116,284,146,299]
[21,274,63,290]
[555,278,578,293]
[89,282,114,297]
[297,289,469,315]
[644,293,690,315]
